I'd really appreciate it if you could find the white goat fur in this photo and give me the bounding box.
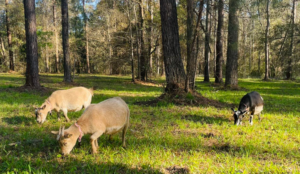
[51,97,130,155]
[36,87,93,124]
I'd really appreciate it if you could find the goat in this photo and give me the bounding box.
[231,91,264,125]
[51,97,130,155]
[35,87,93,124]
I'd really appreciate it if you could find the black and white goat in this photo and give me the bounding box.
[231,91,264,125]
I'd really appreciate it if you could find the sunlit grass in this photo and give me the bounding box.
[0,73,300,173]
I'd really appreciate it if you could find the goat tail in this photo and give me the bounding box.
[88,87,94,96]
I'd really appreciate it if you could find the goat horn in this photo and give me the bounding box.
[57,125,62,140]
[62,126,65,137]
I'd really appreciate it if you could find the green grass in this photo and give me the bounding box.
[0,73,300,173]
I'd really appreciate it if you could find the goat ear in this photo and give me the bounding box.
[231,108,235,112]
[51,131,59,135]
[42,105,46,109]
[64,133,73,138]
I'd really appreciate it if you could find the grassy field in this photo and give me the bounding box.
[0,73,300,173]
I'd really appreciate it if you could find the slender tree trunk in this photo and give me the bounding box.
[83,0,90,73]
[215,0,224,83]
[128,0,135,83]
[6,0,14,71]
[264,0,270,80]
[258,51,261,74]
[185,0,193,92]
[24,0,40,87]
[185,0,204,91]
[0,37,6,64]
[139,0,146,81]
[134,5,141,80]
[225,0,239,87]
[53,4,59,73]
[160,0,186,91]
[148,0,153,80]
[204,0,211,82]
[46,44,49,72]
[286,0,296,80]
[156,46,160,75]
[61,0,72,82]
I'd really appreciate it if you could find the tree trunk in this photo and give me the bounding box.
[185,0,193,92]
[264,0,270,80]
[215,0,224,83]
[128,0,135,83]
[134,5,141,80]
[156,46,160,76]
[148,0,153,80]
[258,51,261,74]
[83,0,90,74]
[46,44,49,72]
[24,0,40,87]
[139,0,146,81]
[61,0,72,82]
[204,0,211,82]
[0,37,6,64]
[185,0,204,91]
[286,0,296,80]
[53,4,59,73]
[160,0,186,91]
[6,0,14,71]
[225,0,239,87]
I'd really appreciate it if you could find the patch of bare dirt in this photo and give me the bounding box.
[135,88,232,108]
[165,166,190,174]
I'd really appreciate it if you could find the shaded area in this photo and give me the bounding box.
[135,89,233,108]
[0,85,54,96]
[2,116,35,126]
[181,114,231,124]
[165,166,190,174]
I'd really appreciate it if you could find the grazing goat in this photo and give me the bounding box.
[51,97,130,155]
[35,87,93,124]
[231,91,264,125]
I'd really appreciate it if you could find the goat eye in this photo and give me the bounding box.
[63,143,67,146]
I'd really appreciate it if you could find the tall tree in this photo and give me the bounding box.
[24,0,40,87]
[61,0,72,82]
[286,0,296,80]
[83,0,90,73]
[204,0,211,82]
[215,0,224,83]
[5,0,14,71]
[185,0,193,92]
[127,0,135,83]
[53,2,59,73]
[264,0,270,80]
[160,0,186,91]
[139,0,146,81]
[134,4,141,79]
[185,0,204,91]
[225,0,239,87]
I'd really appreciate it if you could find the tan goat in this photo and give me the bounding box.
[35,87,94,124]
[51,97,130,155]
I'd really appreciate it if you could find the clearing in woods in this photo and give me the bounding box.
[0,73,299,173]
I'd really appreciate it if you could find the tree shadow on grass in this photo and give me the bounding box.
[2,116,35,126]
[181,114,231,125]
